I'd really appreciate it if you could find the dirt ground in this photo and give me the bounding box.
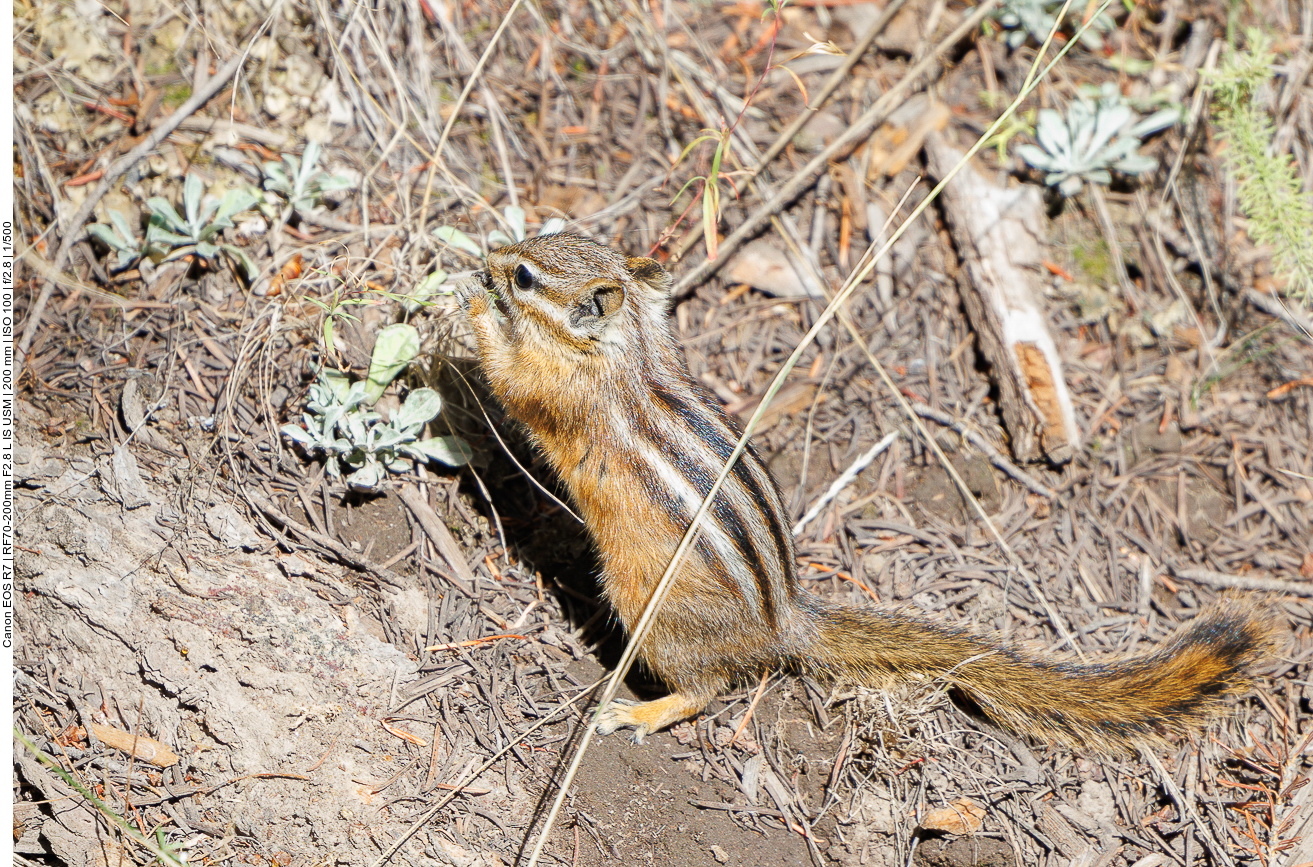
[11,0,1313,865]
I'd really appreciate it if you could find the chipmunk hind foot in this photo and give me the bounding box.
[594,692,711,744]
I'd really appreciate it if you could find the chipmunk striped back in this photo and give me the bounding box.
[458,233,1274,747]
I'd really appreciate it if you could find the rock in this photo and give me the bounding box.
[205,501,263,549]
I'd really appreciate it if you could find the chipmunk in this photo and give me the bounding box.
[457,233,1273,749]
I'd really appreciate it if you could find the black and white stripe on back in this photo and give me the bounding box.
[614,368,796,628]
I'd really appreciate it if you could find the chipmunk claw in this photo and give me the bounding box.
[452,275,485,310]
[594,700,651,744]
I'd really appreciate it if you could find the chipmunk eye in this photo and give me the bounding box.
[513,263,536,290]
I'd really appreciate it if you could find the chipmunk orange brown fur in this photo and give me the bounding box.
[457,233,1274,749]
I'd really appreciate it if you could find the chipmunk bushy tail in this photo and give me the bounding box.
[795,595,1275,750]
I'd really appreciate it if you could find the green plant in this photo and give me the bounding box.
[263,141,353,213]
[361,323,421,404]
[996,0,1114,50]
[303,280,369,359]
[1072,238,1113,282]
[663,0,791,260]
[87,209,146,270]
[402,268,456,314]
[162,83,191,107]
[1208,29,1313,304]
[1192,325,1281,399]
[281,323,471,490]
[145,173,261,279]
[982,107,1037,162]
[670,127,734,259]
[1017,82,1179,196]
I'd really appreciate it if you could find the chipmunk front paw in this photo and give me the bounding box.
[453,275,486,311]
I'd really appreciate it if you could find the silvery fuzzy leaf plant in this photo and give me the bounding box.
[262,141,354,213]
[485,204,569,249]
[145,173,261,278]
[400,267,478,314]
[87,209,146,271]
[996,0,1114,51]
[281,323,472,490]
[1016,83,1181,197]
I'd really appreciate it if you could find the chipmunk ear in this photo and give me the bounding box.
[625,257,673,299]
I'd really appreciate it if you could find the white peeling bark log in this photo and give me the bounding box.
[924,134,1080,465]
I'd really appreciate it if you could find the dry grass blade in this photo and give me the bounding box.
[671,0,1001,292]
[14,730,186,867]
[668,0,913,257]
[417,0,527,232]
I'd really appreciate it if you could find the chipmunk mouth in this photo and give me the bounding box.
[478,271,513,321]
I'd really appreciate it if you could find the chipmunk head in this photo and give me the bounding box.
[481,234,672,357]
